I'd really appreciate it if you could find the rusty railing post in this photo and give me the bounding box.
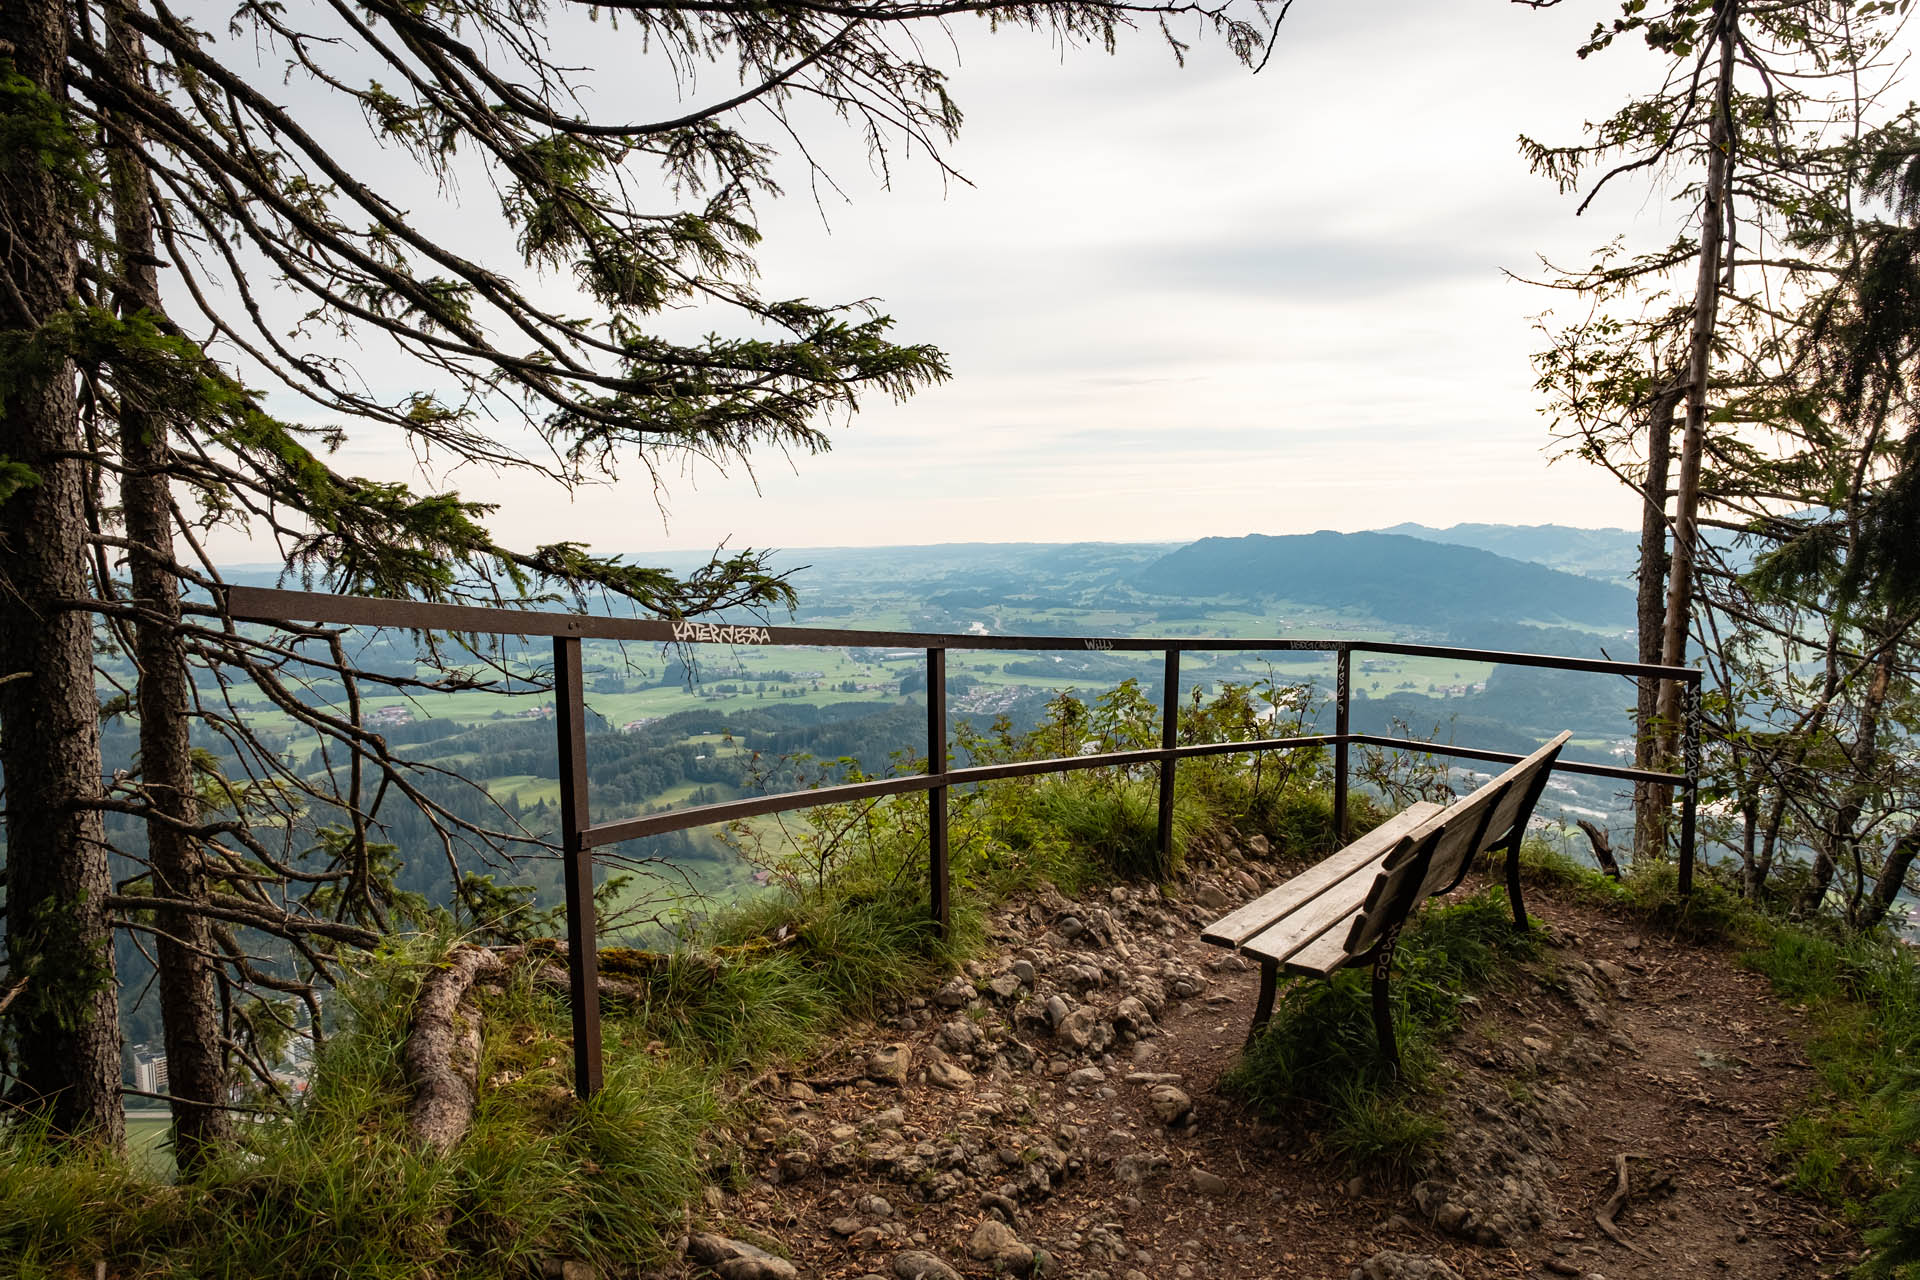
[553,634,603,1099]
[1158,649,1180,865]
[1678,675,1701,899]
[1334,647,1352,844]
[927,646,949,937]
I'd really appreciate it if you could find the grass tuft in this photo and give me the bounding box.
[1224,889,1540,1177]
[1029,775,1205,882]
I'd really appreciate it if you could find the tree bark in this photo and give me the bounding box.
[103,0,229,1167]
[1795,642,1895,920]
[404,945,502,1156]
[1859,831,1920,931]
[1634,392,1681,863]
[1577,819,1623,880]
[1654,0,1740,767]
[1753,789,1785,900]
[0,0,126,1146]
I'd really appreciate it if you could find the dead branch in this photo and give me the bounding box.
[1596,1152,1658,1257]
[1577,820,1624,880]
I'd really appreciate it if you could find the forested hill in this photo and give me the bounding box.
[1135,531,1635,631]
[1374,522,1639,585]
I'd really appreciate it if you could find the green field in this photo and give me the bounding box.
[126,1112,174,1177]
[183,573,1577,940]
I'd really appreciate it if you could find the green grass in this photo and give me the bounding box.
[1737,921,1920,1277]
[1029,775,1204,882]
[1,947,714,1279]
[1224,889,1543,1176]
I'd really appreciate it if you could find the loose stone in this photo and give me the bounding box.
[968,1219,1036,1274]
[867,1044,913,1087]
[1147,1084,1193,1124]
[891,1250,964,1280]
[1191,1168,1229,1195]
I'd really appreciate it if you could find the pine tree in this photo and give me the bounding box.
[2,0,1272,1149]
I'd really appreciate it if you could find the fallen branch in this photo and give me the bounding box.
[1577,820,1623,880]
[0,977,25,1017]
[1595,1152,1657,1257]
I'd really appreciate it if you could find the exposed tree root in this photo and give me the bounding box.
[404,930,800,1151]
[404,945,503,1155]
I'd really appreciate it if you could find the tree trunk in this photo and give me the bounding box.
[1754,789,1785,900]
[0,0,126,1146]
[1859,832,1919,931]
[1795,642,1895,920]
[1654,0,1740,764]
[1634,392,1680,863]
[1576,819,1623,880]
[103,1,230,1167]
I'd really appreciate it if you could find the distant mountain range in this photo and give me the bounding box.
[1135,531,1635,632]
[1376,522,1639,585]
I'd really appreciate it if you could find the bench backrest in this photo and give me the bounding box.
[1342,730,1572,956]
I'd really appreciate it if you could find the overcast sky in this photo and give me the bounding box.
[209,2,1757,563]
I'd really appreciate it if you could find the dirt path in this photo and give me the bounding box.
[704,863,1854,1280]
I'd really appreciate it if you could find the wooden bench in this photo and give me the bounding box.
[1201,730,1572,1071]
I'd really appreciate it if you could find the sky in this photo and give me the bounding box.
[205,2,1740,563]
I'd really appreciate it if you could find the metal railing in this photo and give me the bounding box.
[224,585,1704,1099]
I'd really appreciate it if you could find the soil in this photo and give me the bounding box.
[702,860,1857,1280]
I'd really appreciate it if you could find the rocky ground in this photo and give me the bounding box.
[656,835,1856,1280]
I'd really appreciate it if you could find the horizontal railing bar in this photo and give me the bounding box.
[223,586,1701,681]
[1348,641,1694,682]
[585,773,935,846]
[583,735,1339,847]
[583,729,1680,847]
[223,586,1345,652]
[945,736,1338,788]
[1348,733,1688,787]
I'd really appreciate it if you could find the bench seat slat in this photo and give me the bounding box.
[1199,801,1443,949]
[1240,863,1384,968]
[1286,907,1366,976]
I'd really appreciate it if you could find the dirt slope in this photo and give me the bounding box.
[692,847,1854,1280]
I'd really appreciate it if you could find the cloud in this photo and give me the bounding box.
[1138,233,1502,299]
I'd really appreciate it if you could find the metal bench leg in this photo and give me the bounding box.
[1247,959,1279,1045]
[1370,924,1403,1079]
[1505,832,1529,933]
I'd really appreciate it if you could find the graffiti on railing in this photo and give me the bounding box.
[671,620,773,645]
[1084,638,1114,652]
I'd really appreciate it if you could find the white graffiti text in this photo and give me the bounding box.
[672,620,772,645]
